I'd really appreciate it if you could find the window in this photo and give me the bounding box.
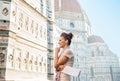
[90,67,94,76]
[91,51,94,57]
[70,22,74,28]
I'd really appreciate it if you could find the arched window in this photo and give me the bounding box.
[70,22,74,28]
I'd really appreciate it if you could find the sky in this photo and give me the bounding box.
[78,0,120,57]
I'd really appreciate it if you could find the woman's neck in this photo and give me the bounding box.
[63,45,69,49]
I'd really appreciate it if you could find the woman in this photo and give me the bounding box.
[54,32,74,81]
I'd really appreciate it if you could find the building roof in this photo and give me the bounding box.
[88,35,105,43]
[54,0,82,13]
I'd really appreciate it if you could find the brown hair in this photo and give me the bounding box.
[60,32,73,45]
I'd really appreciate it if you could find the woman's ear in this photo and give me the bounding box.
[65,40,68,44]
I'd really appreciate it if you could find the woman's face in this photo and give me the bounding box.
[58,36,67,48]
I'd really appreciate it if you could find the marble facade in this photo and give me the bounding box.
[0,0,54,81]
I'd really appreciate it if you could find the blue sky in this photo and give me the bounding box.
[78,0,120,57]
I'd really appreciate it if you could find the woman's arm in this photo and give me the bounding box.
[54,49,69,69]
[55,55,68,70]
[54,48,72,71]
[54,47,60,68]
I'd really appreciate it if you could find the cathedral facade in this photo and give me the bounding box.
[87,35,120,81]
[54,0,120,81]
[0,0,54,81]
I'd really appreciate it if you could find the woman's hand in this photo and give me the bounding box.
[55,47,60,54]
[56,65,65,71]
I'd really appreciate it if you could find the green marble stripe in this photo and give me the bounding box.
[0,20,10,23]
[48,73,54,75]
[0,30,9,36]
[0,0,11,2]
[47,49,53,52]
[48,57,53,60]
[0,68,6,70]
[0,43,8,46]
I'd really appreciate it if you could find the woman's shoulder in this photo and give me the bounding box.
[63,48,73,58]
[64,48,73,54]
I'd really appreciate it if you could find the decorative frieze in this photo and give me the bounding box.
[17,11,23,29]
[7,46,47,74]
[0,36,8,69]
[0,47,7,67]
[10,4,47,41]
[0,1,10,21]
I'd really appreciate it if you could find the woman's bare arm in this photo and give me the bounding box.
[55,54,69,69]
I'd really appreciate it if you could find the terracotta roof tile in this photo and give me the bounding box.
[55,0,82,13]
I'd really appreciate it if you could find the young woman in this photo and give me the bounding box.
[54,32,74,81]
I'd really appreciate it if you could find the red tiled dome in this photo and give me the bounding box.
[55,0,82,13]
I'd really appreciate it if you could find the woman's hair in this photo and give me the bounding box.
[60,32,73,45]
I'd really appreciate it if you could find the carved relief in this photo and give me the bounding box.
[44,63,46,72]
[29,60,32,71]
[29,60,32,64]
[25,16,29,31]
[10,4,17,23]
[0,47,7,66]
[35,57,38,71]
[0,2,10,20]
[8,54,13,62]
[31,56,35,72]
[18,12,23,28]
[7,48,14,68]
[43,28,47,40]
[1,3,10,20]
[44,59,47,72]
[26,52,29,58]
[29,55,33,71]
[0,53,5,66]
[12,11,16,16]
[23,52,29,70]
[17,57,21,69]
[35,23,38,38]
[38,56,42,72]
[39,62,42,72]
[15,52,21,70]
[41,57,46,73]
[8,54,14,67]
[34,61,37,65]
[30,20,34,34]
[23,58,27,63]
[39,26,42,38]
[11,10,16,23]
[2,7,9,16]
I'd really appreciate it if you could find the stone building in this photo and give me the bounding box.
[87,35,120,81]
[0,0,120,81]
[54,0,120,81]
[0,0,54,81]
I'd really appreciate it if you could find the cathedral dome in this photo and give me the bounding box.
[88,35,105,43]
[55,0,82,13]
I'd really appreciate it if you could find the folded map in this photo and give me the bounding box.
[61,66,81,77]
